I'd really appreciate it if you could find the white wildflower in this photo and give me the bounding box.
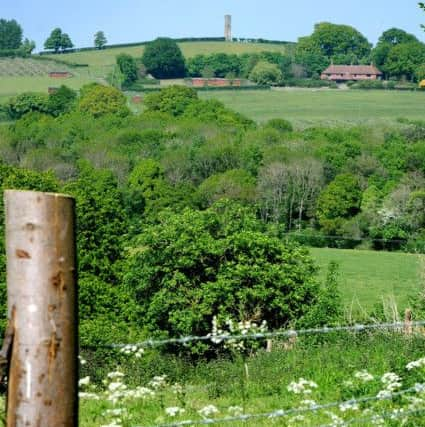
[78,376,90,387]
[354,370,374,382]
[165,407,185,417]
[339,400,359,412]
[198,404,219,418]
[406,357,425,370]
[227,406,243,415]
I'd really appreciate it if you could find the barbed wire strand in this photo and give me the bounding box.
[86,320,425,350]
[137,386,421,427]
[316,406,425,427]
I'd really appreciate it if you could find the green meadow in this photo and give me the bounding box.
[199,88,425,125]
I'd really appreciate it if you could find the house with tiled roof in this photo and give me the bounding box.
[321,65,383,82]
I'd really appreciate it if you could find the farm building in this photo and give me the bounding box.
[321,65,382,82]
[190,78,242,87]
[48,71,73,78]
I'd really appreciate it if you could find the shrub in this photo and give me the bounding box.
[78,84,130,118]
[116,53,138,85]
[47,85,77,116]
[123,200,321,349]
[7,92,50,119]
[144,85,198,116]
[142,37,186,79]
[265,118,293,133]
[249,61,283,86]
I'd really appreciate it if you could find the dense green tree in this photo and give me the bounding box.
[297,22,371,63]
[63,162,129,282]
[44,28,74,52]
[196,169,256,207]
[142,37,186,78]
[7,92,50,119]
[123,200,320,344]
[94,30,107,49]
[0,19,23,50]
[116,53,138,85]
[316,173,362,235]
[144,85,198,116]
[384,42,425,81]
[47,85,77,116]
[249,61,283,86]
[372,28,419,73]
[78,84,130,118]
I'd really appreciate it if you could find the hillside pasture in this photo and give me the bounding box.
[310,247,424,315]
[0,58,72,76]
[43,41,290,68]
[200,88,425,125]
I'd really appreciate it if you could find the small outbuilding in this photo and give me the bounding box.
[321,65,382,82]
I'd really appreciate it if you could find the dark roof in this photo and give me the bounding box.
[322,65,382,75]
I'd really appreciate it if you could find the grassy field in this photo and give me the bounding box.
[200,88,425,125]
[0,74,98,97]
[310,248,424,315]
[43,41,289,68]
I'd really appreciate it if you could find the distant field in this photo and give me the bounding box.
[200,88,425,125]
[129,87,425,125]
[43,41,289,68]
[0,75,97,97]
[310,247,424,314]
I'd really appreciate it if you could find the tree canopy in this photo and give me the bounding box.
[0,19,23,50]
[94,30,107,49]
[44,27,74,52]
[142,37,186,78]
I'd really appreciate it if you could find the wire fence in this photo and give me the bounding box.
[85,320,425,350]
[80,320,425,426]
[140,386,423,427]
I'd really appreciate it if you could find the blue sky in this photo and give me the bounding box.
[2,0,425,51]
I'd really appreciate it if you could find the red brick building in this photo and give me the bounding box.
[48,71,73,78]
[321,65,382,82]
[190,78,242,87]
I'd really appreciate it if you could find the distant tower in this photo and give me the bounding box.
[225,15,232,42]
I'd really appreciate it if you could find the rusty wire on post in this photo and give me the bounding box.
[4,190,78,427]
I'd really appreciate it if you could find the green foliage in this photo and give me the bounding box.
[264,118,293,133]
[44,27,74,53]
[297,22,372,61]
[316,174,362,235]
[116,53,138,85]
[183,99,255,128]
[7,92,50,119]
[142,37,186,79]
[78,84,130,118]
[384,41,425,81]
[249,61,283,86]
[144,85,198,116]
[47,85,77,116]
[0,19,23,50]
[63,162,129,282]
[94,31,107,49]
[186,53,242,78]
[124,200,320,345]
[196,169,256,207]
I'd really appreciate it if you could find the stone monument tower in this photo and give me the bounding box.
[225,15,232,42]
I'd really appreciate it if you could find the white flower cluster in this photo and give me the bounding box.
[406,357,425,370]
[287,378,318,395]
[165,406,186,417]
[354,369,374,383]
[208,315,268,352]
[149,375,167,389]
[198,404,219,418]
[339,400,359,412]
[120,344,144,358]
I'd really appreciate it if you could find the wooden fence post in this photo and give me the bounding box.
[4,190,78,426]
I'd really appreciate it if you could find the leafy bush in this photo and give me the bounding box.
[78,83,130,118]
[265,118,293,133]
[249,61,283,86]
[47,85,77,116]
[144,85,198,116]
[116,53,138,85]
[123,200,321,349]
[7,92,50,119]
[142,37,186,79]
